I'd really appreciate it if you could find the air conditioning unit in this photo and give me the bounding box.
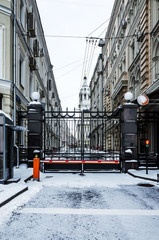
[52,92,55,98]
[40,90,45,98]
[40,48,44,57]
[29,57,37,71]
[97,70,103,75]
[121,20,127,29]
[121,29,124,37]
[27,13,36,38]
[33,39,39,57]
[137,31,144,42]
[113,51,117,59]
[48,79,52,91]
[129,8,133,15]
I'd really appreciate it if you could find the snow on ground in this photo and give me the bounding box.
[129,168,159,180]
[1,166,159,239]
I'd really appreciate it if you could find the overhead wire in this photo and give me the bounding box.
[80,18,111,85]
[87,40,98,78]
[55,58,85,71]
[86,40,95,77]
[50,0,148,87]
[55,61,86,80]
[87,18,110,37]
[80,39,89,85]
[85,39,92,74]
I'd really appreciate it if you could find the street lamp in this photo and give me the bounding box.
[98,39,105,47]
[31,91,40,102]
[124,92,133,102]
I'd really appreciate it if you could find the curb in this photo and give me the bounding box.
[24,175,33,183]
[127,170,158,182]
[0,175,33,208]
[0,186,28,208]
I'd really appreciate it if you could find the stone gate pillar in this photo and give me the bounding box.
[27,102,43,167]
[120,103,138,173]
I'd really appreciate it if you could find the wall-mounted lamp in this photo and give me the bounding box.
[98,39,105,47]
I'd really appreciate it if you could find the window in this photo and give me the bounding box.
[20,0,25,28]
[0,94,2,110]
[129,39,135,64]
[48,79,52,91]
[29,72,33,99]
[118,0,124,26]
[154,44,159,79]
[19,54,25,88]
[0,25,5,79]
[130,71,140,99]
[111,27,116,48]
[157,0,159,21]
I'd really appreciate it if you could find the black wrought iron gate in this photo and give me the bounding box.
[43,110,121,172]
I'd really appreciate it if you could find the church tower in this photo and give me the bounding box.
[79,75,90,111]
[77,75,90,149]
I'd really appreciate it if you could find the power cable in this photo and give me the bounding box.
[81,39,89,85]
[87,18,110,37]
[55,61,85,80]
[55,58,84,71]
[87,40,98,78]
[84,39,91,76]
[86,40,95,75]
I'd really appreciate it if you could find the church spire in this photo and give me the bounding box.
[83,74,88,87]
[79,75,90,111]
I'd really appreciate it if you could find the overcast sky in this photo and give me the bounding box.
[36,0,115,110]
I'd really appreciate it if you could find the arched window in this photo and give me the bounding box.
[152,41,159,81]
[154,43,159,79]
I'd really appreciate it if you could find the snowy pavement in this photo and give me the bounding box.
[0,167,159,239]
[0,165,33,207]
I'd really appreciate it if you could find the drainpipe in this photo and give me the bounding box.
[13,0,17,144]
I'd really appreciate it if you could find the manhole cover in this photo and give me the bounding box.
[45,176,53,178]
[137,183,154,187]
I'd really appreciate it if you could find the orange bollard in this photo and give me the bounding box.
[33,155,40,181]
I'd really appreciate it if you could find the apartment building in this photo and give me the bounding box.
[90,54,103,112]
[0,0,61,118]
[0,0,62,164]
[101,0,159,111]
[91,0,159,156]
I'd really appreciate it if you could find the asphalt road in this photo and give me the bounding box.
[0,174,159,240]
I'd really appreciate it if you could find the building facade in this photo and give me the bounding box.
[0,0,62,160]
[0,0,61,116]
[90,54,103,112]
[91,0,159,156]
